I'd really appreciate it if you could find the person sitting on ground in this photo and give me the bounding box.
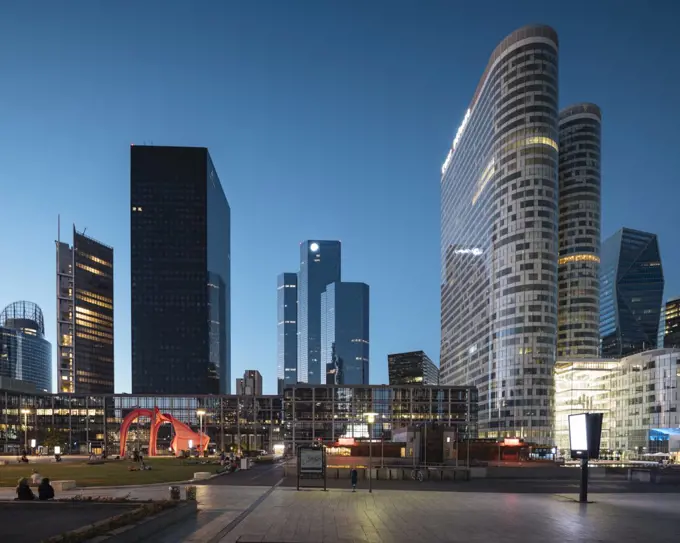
[30,469,42,485]
[20,454,29,463]
[16,478,35,500]
[38,478,55,501]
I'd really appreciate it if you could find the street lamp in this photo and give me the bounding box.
[197,409,206,455]
[364,413,378,493]
[21,409,31,453]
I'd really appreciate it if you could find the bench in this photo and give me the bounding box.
[52,480,76,491]
[193,472,212,480]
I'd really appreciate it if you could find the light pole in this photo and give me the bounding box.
[21,409,31,453]
[197,409,206,455]
[365,413,377,493]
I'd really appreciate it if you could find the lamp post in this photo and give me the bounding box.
[197,409,206,455]
[365,413,378,493]
[21,409,31,453]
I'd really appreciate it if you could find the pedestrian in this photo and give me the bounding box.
[15,478,35,500]
[38,478,55,501]
[350,468,358,492]
[30,469,42,485]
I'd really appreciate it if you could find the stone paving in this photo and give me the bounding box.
[218,489,680,543]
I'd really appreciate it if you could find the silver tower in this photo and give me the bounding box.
[440,25,559,443]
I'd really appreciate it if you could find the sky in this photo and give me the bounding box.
[1,1,679,395]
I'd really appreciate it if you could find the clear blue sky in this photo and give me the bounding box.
[1,1,679,394]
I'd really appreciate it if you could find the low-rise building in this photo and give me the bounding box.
[555,349,680,457]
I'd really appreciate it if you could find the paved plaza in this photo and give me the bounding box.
[216,489,680,543]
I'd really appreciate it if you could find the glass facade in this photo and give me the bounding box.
[557,104,601,357]
[663,297,680,348]
[0,390,282,455]
[0,302,52,392]
[555,349,680,457]
[57,228,114,393]
[131,145,231,394]
[283,385,477,451]
[277,272,298,393]
[388,351,439,385]
[600,228,664,357]
[297,240,341,384]
[440,25,559,443]
[321,282,369,385]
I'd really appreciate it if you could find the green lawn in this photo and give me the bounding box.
[0,458,220,487]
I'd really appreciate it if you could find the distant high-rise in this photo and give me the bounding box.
[298,240,341,384]
[236,370,263,396]
[277,273,298,393]
[131,145,230,394]
[321,282,369,385]
[600,228,664,357]
[439,25,559,442]
[663,297,680,348]
[56,226,114,393]
[388,351,439,386]
[557,104,602,358]
[0,301,52,392]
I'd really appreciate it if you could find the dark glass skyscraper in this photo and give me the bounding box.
[277,272,298,393]
[600,228,664,357]
[388,351,439,386]
[56,226,114,393]
[321,282,369,385]
[131,145,230,394]
[663,297,680,348]
[0,301,52,392]
[557,104,601,358]
[298,240,341,384]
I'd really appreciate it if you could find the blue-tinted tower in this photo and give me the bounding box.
[321,282,370,385]
[0,301,52,392]
[600,228,664,357]
[297,240,341,384]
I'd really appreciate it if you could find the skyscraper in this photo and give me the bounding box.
[0,301,52,392]
[663,297,680,348]
[557,104,602,357]
[131,145,230,394]
[277,272,298,393]
[298,240,341,384]
[236,370,263,396]
[440,25,559,442]
[388,351,439,386]
[56,225,114,393]
[321,282,369,385]
[600,228,664,357]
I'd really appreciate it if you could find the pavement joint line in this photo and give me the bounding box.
[204,478,283,543]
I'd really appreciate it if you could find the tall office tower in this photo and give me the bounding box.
[600,228,664,357]
[277,273,298,393]
[663,297,680,347]
[321,282,370,385]
[131,145,231,394]
[440,25,559,442]
[388,351,439,385]
[236,370,263,395]
[557,104,602,357]
[0,301,52,392]
[56,226,114,393]
[297,240,341,384]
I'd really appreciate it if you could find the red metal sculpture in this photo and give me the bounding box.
[119,407,209,457]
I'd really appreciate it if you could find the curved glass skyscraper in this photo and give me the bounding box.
[440,25,559,442]
[0,301,52,392]
[557,104,602,357]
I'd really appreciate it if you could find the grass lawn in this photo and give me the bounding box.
[0,458,218,487]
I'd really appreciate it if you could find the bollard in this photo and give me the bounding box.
[185,485,197,501]
[169,486,181,500]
